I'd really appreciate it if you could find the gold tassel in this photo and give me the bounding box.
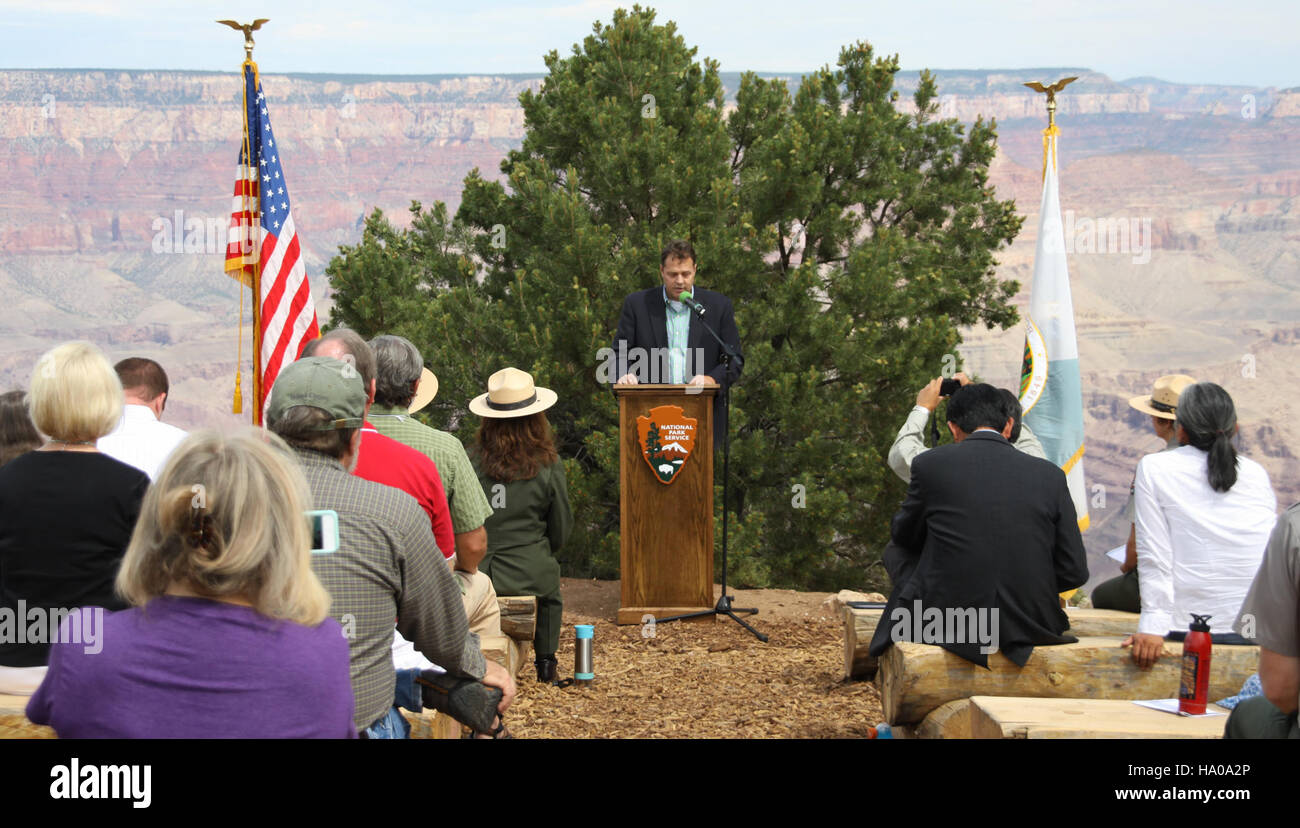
[233,263,245,414]
[1040,123,1060,182]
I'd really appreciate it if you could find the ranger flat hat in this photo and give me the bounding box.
[468,367,557,419]
[1128,374,1197,420]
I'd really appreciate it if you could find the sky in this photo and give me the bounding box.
[0,0,1295,88]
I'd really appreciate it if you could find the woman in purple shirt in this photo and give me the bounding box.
[27,428,356,738]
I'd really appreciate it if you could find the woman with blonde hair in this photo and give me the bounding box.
[27,428,356,738]
[0,342,148,694]
[469,368,572,683]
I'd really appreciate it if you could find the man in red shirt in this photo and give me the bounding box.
[301,331,458,560]
[353,422,455,560]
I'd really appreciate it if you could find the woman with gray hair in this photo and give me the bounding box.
[1123,382,1277,668]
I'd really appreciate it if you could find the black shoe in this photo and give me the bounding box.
[535,655,557,683]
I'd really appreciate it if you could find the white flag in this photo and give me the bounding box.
[1019,130,1089,531]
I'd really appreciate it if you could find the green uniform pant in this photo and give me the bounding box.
[1224,696,1300,739]
[1092,569,1141,614]
[482,543,562,658]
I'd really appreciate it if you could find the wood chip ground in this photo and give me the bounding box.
[503,579,884,739]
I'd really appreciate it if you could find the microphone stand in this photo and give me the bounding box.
[654,299,767,642]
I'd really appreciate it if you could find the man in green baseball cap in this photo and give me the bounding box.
[266,356,367,433]
[267,355,515,738]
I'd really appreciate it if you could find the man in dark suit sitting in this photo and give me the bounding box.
[868,383,1089,668]
[612,239,742,435]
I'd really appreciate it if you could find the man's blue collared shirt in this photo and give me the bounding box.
[663,286,690,384]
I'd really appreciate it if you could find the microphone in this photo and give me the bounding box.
[678,291,707,316]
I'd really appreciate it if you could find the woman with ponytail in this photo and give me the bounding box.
[1124,382,1278,668]
[26,429,356,737]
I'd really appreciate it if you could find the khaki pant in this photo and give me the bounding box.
[454,569,502,639]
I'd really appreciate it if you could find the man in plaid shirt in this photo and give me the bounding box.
[267,356,515,738]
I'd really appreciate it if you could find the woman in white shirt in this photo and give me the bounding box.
[1124,382,1277,668]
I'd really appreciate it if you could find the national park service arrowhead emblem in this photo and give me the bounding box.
[636,404,696,485]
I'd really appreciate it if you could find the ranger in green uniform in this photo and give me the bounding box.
[469,368,573,683]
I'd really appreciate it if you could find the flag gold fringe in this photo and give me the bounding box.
[232,278,244,414]
[1040,123,1060,182]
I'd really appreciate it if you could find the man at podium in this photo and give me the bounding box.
[612,240,743,435]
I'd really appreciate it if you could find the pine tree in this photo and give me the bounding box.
[325,6,1022,590]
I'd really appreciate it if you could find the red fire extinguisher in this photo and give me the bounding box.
[1178,614,1212,715]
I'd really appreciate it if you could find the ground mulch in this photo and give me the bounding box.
[503,579,884,739]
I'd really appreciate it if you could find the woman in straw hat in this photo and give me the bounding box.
[469,368,572,683]
[1121,382,1277,669]
[1093,374,1197,613]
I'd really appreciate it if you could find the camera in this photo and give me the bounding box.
[939,378,962,397]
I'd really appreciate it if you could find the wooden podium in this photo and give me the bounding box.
[614,384,716,624]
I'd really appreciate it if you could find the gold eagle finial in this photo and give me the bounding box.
[1023,76,1078,128]
[217,19,270,61]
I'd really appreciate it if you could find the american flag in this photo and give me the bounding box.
[225,63,320,421]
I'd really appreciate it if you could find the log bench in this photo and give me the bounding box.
[496,594,538,678]
[877,637,1258,725]
[843,605,1144,681]
[968,696,1232,739]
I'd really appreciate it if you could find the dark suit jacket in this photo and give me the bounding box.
[868,430,1089,667]
[612,286,743,436]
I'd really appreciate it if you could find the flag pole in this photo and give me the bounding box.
[1023,76,1076,181]
[1022,76,1089,536]
[246,56,263,426]
[220,18,270,423]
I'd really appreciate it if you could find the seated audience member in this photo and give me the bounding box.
[97,357,188,480]
[997,388,1047,459]
[469,368,573,682]
[868,383,1089,667]
[1093,374,1196,614]
[26,429,356,738]
[0,343,148,695]
[301,330,457,564]
[303,332,506,677]
[368,334,501,637]
[1226,504,1300,739]
[0,390,43,466]
[881,374,1047,586]
[266,356,515,738]
[888,373,1046,484]
[1125,382,1276,667]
